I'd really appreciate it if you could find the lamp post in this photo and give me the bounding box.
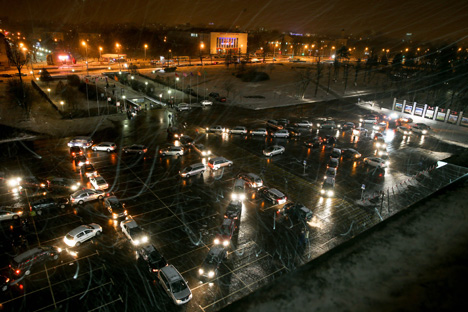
[200,42,204,65]
[99,47,102,61]
[116,43,121,71]
[60,101,64,111]
[47,88,51,99]
[274,43,278,62]
[82,41,88,76]
[144,44,148,59]
[122,95,126,111]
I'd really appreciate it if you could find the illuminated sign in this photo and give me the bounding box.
[58,55,69,61]
[394,102,403,111]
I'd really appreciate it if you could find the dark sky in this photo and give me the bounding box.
[3,0,468,41]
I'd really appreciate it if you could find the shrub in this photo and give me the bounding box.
[67,75,81,87]
[40,69,53,82]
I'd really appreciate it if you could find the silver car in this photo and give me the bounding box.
[159,146,184,157]
[250,128,268,136]
[263,145,285,157]
[92,142,117,152]
[272,129,289,138]
[70,189,105,205]
[229,126,248,135]
[158,265,192,305]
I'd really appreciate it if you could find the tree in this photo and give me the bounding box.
[295,66,314,99]
[6,40,31,116]
[7,79,34,118]
[336,46,350,62]
[40,69,53,82]
[222,78,236,99]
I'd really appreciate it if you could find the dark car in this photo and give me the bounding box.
[103,196,127,219]
[10,246,61,277]
[281,202,313,222]
[179,135,194,147]
[224,200,242,220]
[21,176,47,189]
[0,74,13,78]
[80,163,97,178]
[69,146,83,158]
[46,177,81,192]
[237,172,263,188]
[285,127,302,137]
[213,218,237,247]
[304,136,323,148]
[258,186,287,205]
[209,92,220,98]
[122,144,148,154]
[137,244,167,273]
[327,158,339,169]
[167,126,184,139]
[198,245,227,279]
[74,155,89,166]
[30,197,69,215]
[369,166,386,180]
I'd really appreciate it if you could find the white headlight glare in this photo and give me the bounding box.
[142,236,148,243]
[223,240,229,247]
[198,268,204,275]
[208,271,215,278]
[214,238,220,245]
[320,189,325,194]
[328,190,334,197]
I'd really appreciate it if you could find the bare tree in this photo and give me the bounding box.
[222,78,236,99]
[6,40,32,117]
[295,66,314,99]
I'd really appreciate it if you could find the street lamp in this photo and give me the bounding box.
[144,44,148,59]
[122,95,126,111]
[60,101,64,111]
[47,88,51,98]
[116,43,121,71]
[99,47,102,61]
[274,43,278,61]
[82,41,88,76]
[200,42,204,65]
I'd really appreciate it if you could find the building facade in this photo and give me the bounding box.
[209,32,247,55]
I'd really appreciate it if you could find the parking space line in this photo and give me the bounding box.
[87,295,124,312]
[43,263,57,309]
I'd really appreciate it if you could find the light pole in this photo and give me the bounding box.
[99,47,102,61]
[144,44,148,59]
[200,42,204,65]
[82,41,88,76]
[47,88,51,98]
[116,43,121,71]
[122,95,126,111]
[274,43,278,62]
[60,101,64,111]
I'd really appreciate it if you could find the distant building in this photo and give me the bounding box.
[210,32,248,55]
[0,32,10,70]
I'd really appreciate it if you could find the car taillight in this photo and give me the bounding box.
[15,269,20,275]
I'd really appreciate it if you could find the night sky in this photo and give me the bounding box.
[3,0,468,41]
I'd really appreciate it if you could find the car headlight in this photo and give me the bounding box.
[132,239,139,245]
[208,271,215,278]
[231,193,238,200]
[214,238,220,245]
[206,127,209,131]
[317,123,321,127]
[124,210,128,215]
[327,190,334,197]
[8,178,21,187]
[199,268,204,275]
[112,213,118,219]
[208,150,211,155]
[202,151,207,156]
[223,240,229,247]
[422,130,427,134]
[240,194,246,200]
[320,189,325,194]
[386,161,390,165]
[376,143,381,147]
[142,236,148,243]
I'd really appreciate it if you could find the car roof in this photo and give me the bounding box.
[160,265,182,282]
[68,225,92,236]
[13,247,48,263]
[269,188,285,197]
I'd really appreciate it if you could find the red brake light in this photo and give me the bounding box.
[15,269,20,275]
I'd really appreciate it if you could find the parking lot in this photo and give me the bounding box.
[1,103,467,311]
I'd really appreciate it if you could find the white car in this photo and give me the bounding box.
[263,145,285,157]
[207,125,226,133]
[89,176,109,190]
[192,144,211,156]
[411,126,428,135]
[120,216,149,246]
[250,128,268,136]
[201,100,213,106]
[295,120,313,127]
[92,142,117,152]
[363,157,387,168]
[63,224,102,247]
[159,146,184,157]
[158,265,192,305]
[397,126,412,135]
[176,103,191,111]
[229,126,248,135]
[0,209,23,221]
[353,127,368,136]
[70,188,105,205]
[272,129,289,138]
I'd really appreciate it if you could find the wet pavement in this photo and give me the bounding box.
[0,102,467,311]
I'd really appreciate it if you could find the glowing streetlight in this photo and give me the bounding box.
[144,44,148,59]
[99,47,103,60]
[82,41,88,76]
[200,42,205,65]
[47,88,51,98]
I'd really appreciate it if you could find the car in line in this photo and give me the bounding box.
[272,129,289,138]
[224,200,242,220]
[285,127,302,138]
[103,196,128,219]
[122,144,148,154]
[89,175,109,190]
[258,187,287,205]
[237,173,263,188]
[179,163,206,178]
[411,125,428,135]
[63,223,102,247]
[10,246,61,277]
[198,245,227,279]
[70,189,105,205]
[341,122,355,131]
[74,155,89,167]
[321,177,335,197]
[374,132,385,140]
[330,148,342,158]
[266,120,283,130]
[120,216,149,246]
[327,158,339,169]
[341,148,362,159]
[281,202,313,222]
[206,125,226,133]
[179,136,194,147]
[137,244,167,273]
[67,136,93,148]
[373,122,387,131]
[231,178,246,201]
[192,144,211,156]
[324,167,337,179]
[304,136,323,148]
[176,103,191,111]
[92,142,117,152]
[0,209,23,221]
[214,218,237,247]
[208,157,233,170]
[158,265,192,305]
[200,100,213,106]
[159,146,184,157]
[353,127,368,136]
[263,145,285,157]
[320,121,336,129]
[167,126,184,139]
[363,157,388,168]
[46,177,81,191]
[30,197,69,215]
[229,126,248,135]
[80,163,98,178]
[1,275,10,292]
[294,120,313,127]
[69,146,83,158]
[416,123,431,130]
[250,128,268,136]
[375,138,387,149]
[397,126,412,135]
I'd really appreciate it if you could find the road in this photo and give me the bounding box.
[1,102,466,311]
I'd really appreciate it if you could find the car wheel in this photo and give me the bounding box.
[92,148,97,151]
[78,200,84,205]
[364,161,369,165]
[161,153,166,157]
[25,270,31,276]
[37,210,43,215]
[280,151,284,154]
[76,242,81,247]
[271,199,276,204]
[98,195,103,200]
[228,163,232,167]
[13,215,19,220]
[107,149,111,152]
[60,204,66,209]
[53,254,59,260]
[201,170,205,174]
[1,285,7,292]
[96,231,102,236]
[186,174,190,178]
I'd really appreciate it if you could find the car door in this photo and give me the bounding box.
[84,229,93,241]
[76,231,85,243]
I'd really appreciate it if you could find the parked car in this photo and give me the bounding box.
[272,129,289,138]
[120,216,149,246]
[258,187,287,205]
[263,145,285,157]
[63,223,102,247]
[92,142,117,152]
[176,103,191,111]
[214,218,237,247]
[192,144,211,156]
[70,189,105,205]
[122,145,148,154]
[237,173,263,188]
[159,146,184,157]
[250,128,268,136]
[80,164,98,178]
[30,197,69,214]
[198,245,227,279]
[89,175,109,190]
[321,177,336,197]
[10,246,61,277]
[0,209,23,221]
[397,126,412,135]
[294,120,313,127]
[208,157,233,170]
[341,148,362,159]
[200,100,213,106]
[158,265,192,305]
[207,125,226,133]
[304,136,323,148]
[179,163,206,178]
[281,202,313,221]
[363,157,388,168]
[229,126,248,135]
[137,244,167,273]
[67,136,93,148]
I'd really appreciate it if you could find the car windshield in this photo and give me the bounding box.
[171,280,187,293]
